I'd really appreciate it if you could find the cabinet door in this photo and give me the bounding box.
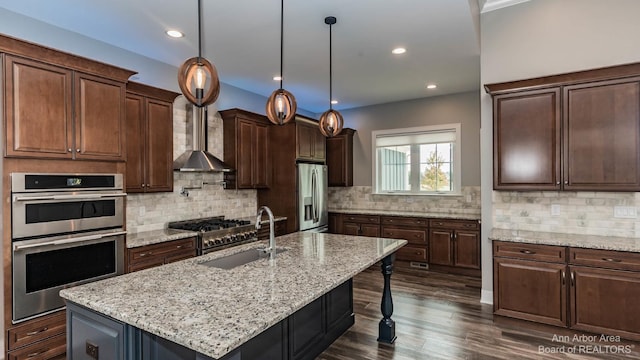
[237,120,255,189]
[125,94,146,193]
[297,123,315,159]
[75,73,126,160]
[313,128,326,161]
[429,229,453,266]
[493,88,561,190]
[564,79,640,191]
[570,266,640,339]
[4,55,73,158]
[454,231,480,269]
[342,222,360,236]
[328,213,342,234]
[396,246,428,262]
[327,136,348,186]
[360,223,380,237]
[145,99,174,192]
[253,122,270,188]
[494,257,567,327]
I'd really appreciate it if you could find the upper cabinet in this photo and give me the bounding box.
[125,82,180,193]
[487,63,640,191]
[326,128,355,187]
[221,108,270,189]
[296,118,326,162]
[1,36,135,161]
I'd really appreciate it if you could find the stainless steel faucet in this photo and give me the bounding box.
[256,206,276,260]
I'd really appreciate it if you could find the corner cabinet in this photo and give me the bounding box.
[487,64,640,191]
[326,128,355,187]
[3,52,135,161]
[221,108,270,189]
[125,82,180,193]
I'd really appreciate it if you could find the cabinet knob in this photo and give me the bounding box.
[67,148,72,153]
[564,180,568,185]
[141,184,146,187]
[147,184,150,187]
[556,181,560,185]
[76,148,81,153]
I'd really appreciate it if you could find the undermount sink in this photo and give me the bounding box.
[200,248,287,270]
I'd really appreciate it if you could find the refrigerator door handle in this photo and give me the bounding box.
[312,169,318,222]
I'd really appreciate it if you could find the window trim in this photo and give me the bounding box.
[371,123,462,196]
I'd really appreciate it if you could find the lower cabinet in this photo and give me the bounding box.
[257,219,288,240]
[6,310,67,360]
[342,214,380,237]
[66,280,354,360]
[493,241,640,341]
[429,219,481,275]
[127,237,197,272]
[380,216,428,263]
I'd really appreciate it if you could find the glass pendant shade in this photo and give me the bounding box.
[266,88,297,125]
[319,108,344,137]
[178,57,220,107]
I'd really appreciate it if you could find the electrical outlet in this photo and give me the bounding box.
[86,341,99,360]
[466,195,472,202]
[614,206,637,218]
[551,204,561,216]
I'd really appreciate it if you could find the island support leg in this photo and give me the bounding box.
[377,254,397,344]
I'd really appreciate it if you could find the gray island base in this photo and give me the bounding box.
[60,233,407,359]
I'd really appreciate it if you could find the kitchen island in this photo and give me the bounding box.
[60,232,407,359]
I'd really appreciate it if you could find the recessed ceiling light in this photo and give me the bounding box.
[331,100,338,105]
[392,47,406,55]
[426,84,437,89]
[273,76,282,81]
[166,30,184,38]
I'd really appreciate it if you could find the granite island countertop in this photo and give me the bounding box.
[328,208,480,221]
[60,232,407,359]
[490,228,640,253]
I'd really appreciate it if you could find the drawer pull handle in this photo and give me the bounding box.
[602,258,622,263]
[26,327,48,336]
[139,252,151,257]
[571,271,575,286]
[436,222,443,226]
[387,232,393,236]
[27,350,46,358]
[176,245,183,249]
[561,271,566,286]
[519,249,536,255]
[415,252,422,255]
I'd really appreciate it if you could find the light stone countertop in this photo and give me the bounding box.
[490,228,640,253]
[126,229,199,249]
[60,232,407,359]
[328,208,480,221]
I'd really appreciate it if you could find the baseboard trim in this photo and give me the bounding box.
[480,289,493,305]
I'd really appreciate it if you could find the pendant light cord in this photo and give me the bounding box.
[279,0,284,90]
[329,21,333,110]
[197,0,202,62]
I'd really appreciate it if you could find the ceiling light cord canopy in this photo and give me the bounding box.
[265,0,297,126]
[319,16,344,138]
[178,0,220,107]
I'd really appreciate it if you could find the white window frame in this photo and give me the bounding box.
[371,123,462,195]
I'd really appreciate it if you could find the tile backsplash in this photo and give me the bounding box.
[493,191,640,237]
[328,186,481,217]
[126,99,257,233]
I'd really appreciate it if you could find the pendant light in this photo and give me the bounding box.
[319,16,344,138]
[265,0,297,125]
[177,0,220,107]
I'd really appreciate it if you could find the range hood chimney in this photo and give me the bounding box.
[173,105,233,172]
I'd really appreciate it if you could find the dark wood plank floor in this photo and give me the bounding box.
[319,263,640,360]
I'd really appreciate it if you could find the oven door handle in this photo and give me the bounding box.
[13,193,127,202]
[13,231,127,251]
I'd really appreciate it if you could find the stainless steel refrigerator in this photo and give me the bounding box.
[297,163,328,232]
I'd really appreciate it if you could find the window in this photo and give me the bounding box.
[372,124,461,195]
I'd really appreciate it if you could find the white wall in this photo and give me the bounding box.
[480,0,640,302]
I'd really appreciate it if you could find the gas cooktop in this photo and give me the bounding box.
[168,216,258,254]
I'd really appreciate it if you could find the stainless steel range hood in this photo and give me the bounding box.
[173,105,233,172]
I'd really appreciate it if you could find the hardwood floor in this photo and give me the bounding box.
[319,263,640,360]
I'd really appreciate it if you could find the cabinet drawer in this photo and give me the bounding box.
[381,216,428,227]
[129,237,196,262]
[430,219,479,230]
[381,227,427,245]
[7,333,66,360]
[493,241,566,263]
[396,246,428,262]
[569,248,640,271]
[8,311,66,351]
[342,214,380,224]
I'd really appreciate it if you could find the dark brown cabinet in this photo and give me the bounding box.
[326,128,355,187]
[380,216,428,263]
[3,53,133,161]
[342,214,380,237]
[221,109,270,189]
[257,219,288,240]
[126,237,197,273]
[6,310,66,360]
[429,219,480,275]
[494,241,640,341]
[125,82,179,193]
[296,119,325,162]
[488,64,640,191]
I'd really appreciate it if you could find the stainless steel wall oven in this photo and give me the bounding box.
[11,173,126,323]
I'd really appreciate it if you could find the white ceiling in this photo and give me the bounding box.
[0,0,490,113]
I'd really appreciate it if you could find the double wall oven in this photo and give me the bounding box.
[11,173,126,323]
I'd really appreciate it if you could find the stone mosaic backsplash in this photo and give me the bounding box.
[328,186,481,217]
[126,100,257,233]
[493,191,640,238]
